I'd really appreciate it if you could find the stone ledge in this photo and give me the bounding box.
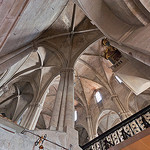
[0,116,24,133]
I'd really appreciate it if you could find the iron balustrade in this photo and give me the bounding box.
[81,105,150,150]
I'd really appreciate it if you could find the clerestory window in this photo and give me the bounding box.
[74,110,77,121]
[115,75,122,83]
[95,91,102,103]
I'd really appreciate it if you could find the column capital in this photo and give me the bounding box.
[60,68,74,73]
[111,94,118,99]
[86,115,92,119]
[29,102,43,110]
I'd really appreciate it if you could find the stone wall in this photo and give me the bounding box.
[0,117,81,150]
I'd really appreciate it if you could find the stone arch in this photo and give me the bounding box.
[0,79,34,122]
[95,109,121,134]
[72,37,104,68]
[35,74,62,128]
[38,42,68,67]
[75,124,90,146]
[127,89,150,114]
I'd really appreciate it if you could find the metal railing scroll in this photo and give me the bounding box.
[81,105,150,150]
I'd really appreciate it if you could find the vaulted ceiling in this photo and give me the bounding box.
[0,0,150,147]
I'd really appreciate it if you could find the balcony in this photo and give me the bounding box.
[81,105,150,150]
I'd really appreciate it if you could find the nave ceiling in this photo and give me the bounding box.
[0,0,150,147]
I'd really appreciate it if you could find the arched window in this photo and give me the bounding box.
[115,75,122,83]
[95,91,102,103]
[74,110,77,121]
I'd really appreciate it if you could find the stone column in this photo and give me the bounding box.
[86,115,95,140]
[49,71,66,130]
[20,90,48,130]
[111,95,129,120]
[50,68,75,131]
[64,68,74,129]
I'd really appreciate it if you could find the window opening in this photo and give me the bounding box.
[95,91,102,103]
[115,75,122,83]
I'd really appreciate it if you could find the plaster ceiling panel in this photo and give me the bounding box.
[0,0,68,56]
[75,61,96,78]
[75,61,87,73]
[107,113,121,129]
[42,94,55,116]
[81,39,104,60]
[83,49,98,56]
[43,52,62,67]
[40,67,54,89]
[101,58,113,82]
[48,86,57,96]
[40,1,86,39]
[74,4,86,28]
[88,40,101,54]
[71,29,102,62]
[16,52,40,74]
[80,55,106,79]
[74,15,96,32]
[39,1,73,38]
[76,105,87,126]
[50,76,60,88]
[16,81,33,94]
[30,70,42,89]
[74,78,83,93]
[81,39,113,82]
[43,36,71,62]
[98,110,121,132]
[80,77,101,104]
[83,44,100,55]
[75,62,103,86]
[36,115,46,129]
[42,114,51,129]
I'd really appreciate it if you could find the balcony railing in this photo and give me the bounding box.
[81,105,150,150]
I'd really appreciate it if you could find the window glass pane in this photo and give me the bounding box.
[74,110,77,121]
[115,75,122,83]
[96,91,102,103]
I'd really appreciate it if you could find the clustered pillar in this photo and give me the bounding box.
[111,95,130,120]
[50,68,75,131]
[20,90,49,130]
[86,115,95,140]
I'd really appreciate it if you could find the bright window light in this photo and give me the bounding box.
[74,110,77,121]
[95,91,102,103]
[115,75,122,83]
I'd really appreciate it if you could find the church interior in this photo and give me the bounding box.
[0,0,150,150]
